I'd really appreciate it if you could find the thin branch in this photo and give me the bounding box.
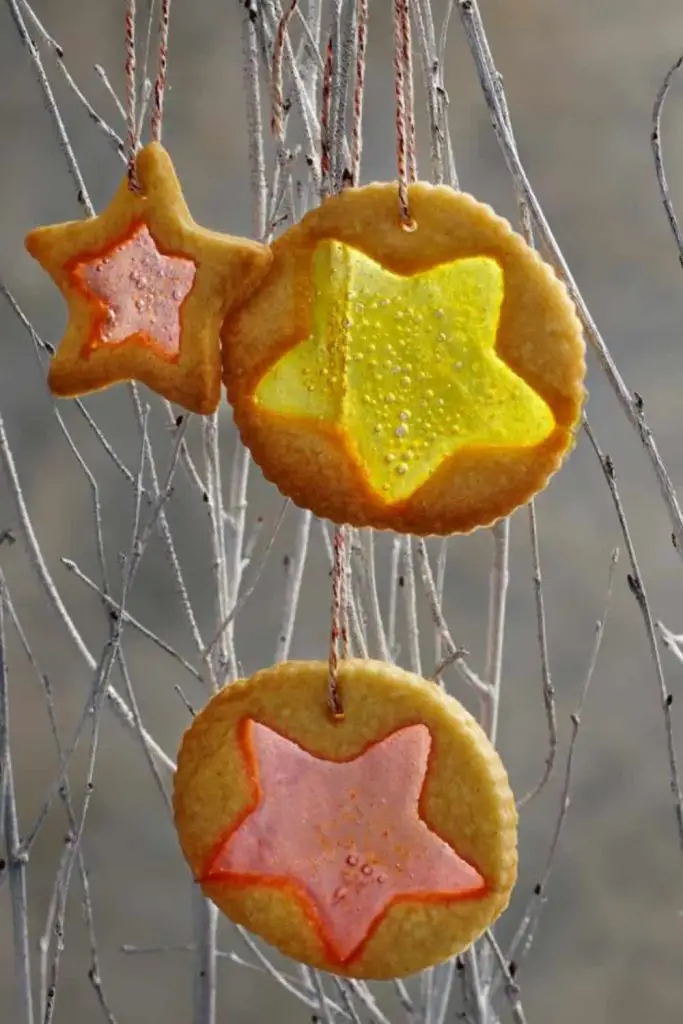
[584,418,683,852]
[0,587,35,1024]
[127,388,209,677]
[234,926,350,1019]
[274,509,312,662]
[412,0,444,184]
[480,519,509,743]
[225,435,252,666]
[0,278,148,504]
[191,890,217,1024]
[501,547,619,983]
[347,980,394,1024]
[433,956,457,1024]
[357,530,390,661]
[311,971,335,1024]
[457,0,683,559]
[387,535,401,658]
[0,409,174,774]
[2,578,118,1022]
[483,930,527,1024]
[61,559,204,684]
[203,415,233,685]
[658,621,683,675]
[476,516,510,1004]
[415,538,491,701]
[333,978,364,1024]
[94,62,127,121]
[241,0,269,240]
[7,0,93,214]
[651,52,683,270]
[518,500,558,808]
[203,499,290,665]
[42,410,154,1024]
[401,536,422,676]
[19,0,125,155]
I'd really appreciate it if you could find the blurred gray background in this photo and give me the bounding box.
[2,1,683,1021]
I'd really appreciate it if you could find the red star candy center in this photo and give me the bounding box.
[201,721,486,964]
[74,223,196,357]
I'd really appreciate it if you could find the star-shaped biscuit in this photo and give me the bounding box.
[221,183,586,533]
[173,658,518,978]
[202,720,485,964]
[25,143,272,414]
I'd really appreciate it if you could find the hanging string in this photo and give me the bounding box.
[150,0,171,142]
[327,525,347,720]
[320,35,334,195]
[349,0,369,186]
[271,1,297,145]
[340,533,351,662]
[399,0,417,183]
[392,0,418,225]
[124,0,140,189]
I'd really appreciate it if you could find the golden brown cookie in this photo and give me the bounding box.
[25,143,272,414]
[221,183,586,533]
[173,658,517,979]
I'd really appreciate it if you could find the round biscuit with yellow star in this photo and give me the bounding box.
[173,658,518,979]
[221,183,586,534]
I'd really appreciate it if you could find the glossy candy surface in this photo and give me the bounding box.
[25,143,272,414]
[222,183,586,534]
[203,720,485,963]
[256,241,555,503]
[75,223,196,358]
[173,658,518,978]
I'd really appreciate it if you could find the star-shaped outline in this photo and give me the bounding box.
[221,183,586,534]
[199,718,487,966]
[173,657,519,979]
[74,222,197,354]
[25,143,272,414]
[253,244,556,503]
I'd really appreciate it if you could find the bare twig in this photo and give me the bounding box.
[518,501,558,808]
[483,930,527,1024]
[481,519,509,743]
[457,0,683,559]
[415,538,490,701]
[275,509,313,663]
[150,0,171,141]
[192,889,217,1024]
[502,548,619,983]
[357,530,390,661]
[0,410,174,774]
[651,52,683,270]
[61,559,204,683]
[2,576,118,1022]
[7,0,93,213]
[20,0,125,155]
[584,419,683,852]
[401,535,422,676]
[0,586,35,1024]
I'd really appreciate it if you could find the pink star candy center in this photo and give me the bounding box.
[203,721,486,964]
[75,223,196,357]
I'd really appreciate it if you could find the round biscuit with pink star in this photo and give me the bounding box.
[172,658,517,979]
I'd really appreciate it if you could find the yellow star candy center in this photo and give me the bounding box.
[254,241,555,503]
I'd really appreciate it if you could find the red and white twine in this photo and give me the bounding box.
[393,0,418,225]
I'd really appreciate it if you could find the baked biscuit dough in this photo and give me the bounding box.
[221,184,585,534]
[173,659,518,979]
[25,143,272,414]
